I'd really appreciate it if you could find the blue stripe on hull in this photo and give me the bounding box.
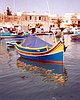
[19,52,63,62]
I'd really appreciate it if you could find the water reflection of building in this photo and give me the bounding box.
[16,57,68,86]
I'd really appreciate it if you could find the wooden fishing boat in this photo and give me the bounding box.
[0,26,29,39]
[71,28,80,41]
[71,34,80,41]
[0,31,28,39]
[15,33,64,64]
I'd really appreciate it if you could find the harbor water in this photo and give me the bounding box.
[0,38,80,100]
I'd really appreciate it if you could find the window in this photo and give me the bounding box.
[30,16,32,20]
[25,16,27,20]
[39,16,41,20]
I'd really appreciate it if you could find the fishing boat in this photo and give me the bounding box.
[0,26,29,39]
[71,27,80,41]
[15,33,64,64]
[0,31,28,39]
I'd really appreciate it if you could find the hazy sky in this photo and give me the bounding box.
[0,0,80,15]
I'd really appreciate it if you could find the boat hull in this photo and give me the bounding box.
[0,32,29,39]
[15,41,64,64]
[19,51,63,64]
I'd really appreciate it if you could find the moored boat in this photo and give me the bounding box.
[15,33,64,64]
[0,26,29,39]
[71,27,80,41]
[0,31,28,39]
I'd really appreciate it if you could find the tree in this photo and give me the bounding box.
[57,18,62,28]
[6,7,12,15]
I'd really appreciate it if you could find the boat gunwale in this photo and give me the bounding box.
[15,41,63,55]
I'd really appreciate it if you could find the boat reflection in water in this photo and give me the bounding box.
[16,57,68,86]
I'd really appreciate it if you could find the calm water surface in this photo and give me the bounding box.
[0,39,80,100]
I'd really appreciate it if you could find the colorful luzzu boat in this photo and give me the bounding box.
[15,34,64,64]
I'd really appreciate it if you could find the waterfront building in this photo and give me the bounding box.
[0,8,80,32]
[62,13,78,28]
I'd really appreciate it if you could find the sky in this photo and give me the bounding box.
[0,0,80,15]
